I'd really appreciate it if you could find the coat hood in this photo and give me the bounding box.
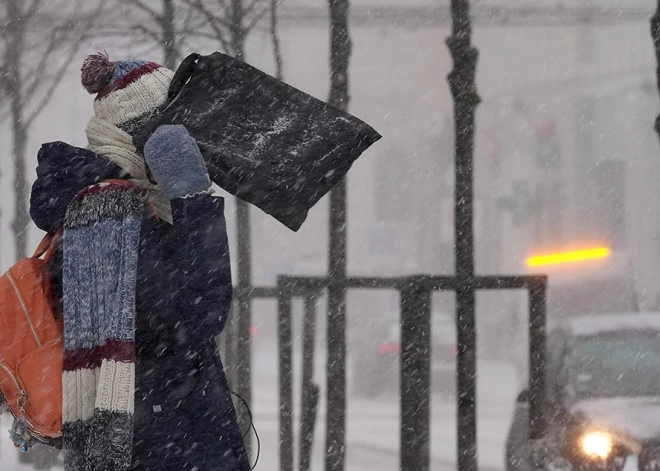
[30,141,123,233]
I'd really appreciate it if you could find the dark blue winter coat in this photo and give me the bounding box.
[30,141,250,471]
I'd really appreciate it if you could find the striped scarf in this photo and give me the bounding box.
[61,180,144,470]
[86,116,173,224]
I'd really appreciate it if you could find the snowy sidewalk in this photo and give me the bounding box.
[1,361,518,470]
[250,396,512,471]
[250,361,518,471]
[0,415,59,470]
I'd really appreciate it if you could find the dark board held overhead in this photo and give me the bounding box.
[134,52,382,232]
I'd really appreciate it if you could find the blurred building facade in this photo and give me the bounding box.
[270,0,660,339]
[1,0,659,340]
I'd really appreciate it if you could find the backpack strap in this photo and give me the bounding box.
[33,229,63,261]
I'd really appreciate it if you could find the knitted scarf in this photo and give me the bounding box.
[61,180,145,471]
[86,116,172,224]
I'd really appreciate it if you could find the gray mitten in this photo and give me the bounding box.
[144,124,211,199]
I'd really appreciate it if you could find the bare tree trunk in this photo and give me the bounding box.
[326,1,352,471]
[230,0,246,59]
[226,0,253,457]
[6,0,29,259]
[106,0,183,69]
[328,0,351,112]
[11,119,29,259]
[651,1,660,142]
[270,0,283,80]
[2,1,96,260]
[447,1,480,471]
[162,0,179,69]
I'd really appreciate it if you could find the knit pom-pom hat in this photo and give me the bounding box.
[81,52,174,132]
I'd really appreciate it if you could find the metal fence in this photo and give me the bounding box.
[271,273,547,471]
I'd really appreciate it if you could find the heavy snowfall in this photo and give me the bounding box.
[1,0,660,470]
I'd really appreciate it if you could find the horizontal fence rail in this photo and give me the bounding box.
[272,273,547,471]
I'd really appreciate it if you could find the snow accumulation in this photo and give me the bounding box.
[0,415,49,470]
[0,361,519,471]
[572,397,660,441]
[568,313,660,337]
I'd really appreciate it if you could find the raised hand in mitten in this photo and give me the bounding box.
[144,124,211,200]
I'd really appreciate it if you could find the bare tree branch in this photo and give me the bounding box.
[212,26,232,53]
[125,0,161,21]
[136,24,163,42]
[215,0,230,12]
[0,0,102,259]
[136,41,163,58]
[95,26,159,40]
[26,0,101,126]
[184,29,225,41]
[26,43,78,126]
[183,0,271,57]
[24,0,44,19]
[245,0,265,16]
[270,0,283,80]
[184,0,232,49]
[23,25,67,102]
[176,6,197,51]
[0,73,9,94]
[245,4,270,32]
[184,0,231,28]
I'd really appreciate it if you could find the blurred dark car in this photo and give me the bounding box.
[506,313,660,471]
[349,311,456,398]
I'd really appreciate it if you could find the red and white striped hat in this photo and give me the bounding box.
[81,53,174,130]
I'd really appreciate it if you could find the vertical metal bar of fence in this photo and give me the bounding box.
[528,278,548,441]
[456,286,477,471]
[236,208,253,454]
[299,295,319,471]
[302,295,316,392]
[299,386,320,471]
[278,284,294,471]
[325,272,347,471]
[236,289,253,452]
[224,301,237,388]
[400,277,432,471]
[301,295,318,405]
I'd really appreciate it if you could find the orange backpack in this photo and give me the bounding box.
[0,233,63,450]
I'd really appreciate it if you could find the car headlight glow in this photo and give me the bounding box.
[581,431,614,459]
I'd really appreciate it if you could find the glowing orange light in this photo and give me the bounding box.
[526,247,611,267]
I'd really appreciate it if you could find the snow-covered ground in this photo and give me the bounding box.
[249,351,519,471]
[1,358,518,471]
[0,414,55,471]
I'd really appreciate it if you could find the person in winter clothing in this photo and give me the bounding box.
[29,53,250,471]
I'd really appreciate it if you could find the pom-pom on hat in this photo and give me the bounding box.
[81,52,174,131]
